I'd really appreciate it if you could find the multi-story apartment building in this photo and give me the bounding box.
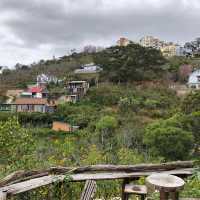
[160,44,177,57]
[117,37,130,47]
[139,36,165,49]
[140,36,184,57]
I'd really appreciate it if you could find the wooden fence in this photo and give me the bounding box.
[0,161,195,199]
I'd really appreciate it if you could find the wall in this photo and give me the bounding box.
[52,121,72,132]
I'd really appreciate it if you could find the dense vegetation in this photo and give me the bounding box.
[94,43,167,82]
[0,44,199,198]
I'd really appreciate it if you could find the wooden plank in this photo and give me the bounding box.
[80,180,97,200]
[0,191,7,200]
[59,161,194,173]
[0,168,194,196]
[124,184,147,194]
[0,161,194,187]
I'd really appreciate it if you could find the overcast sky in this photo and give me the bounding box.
[0,0,200,67]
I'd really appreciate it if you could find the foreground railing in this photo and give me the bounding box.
[0,161,195,200]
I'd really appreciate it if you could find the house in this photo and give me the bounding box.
[11,98,56,113]
[37,74,58,86]
[188,70,200,89]
[20,86,49,98]
[67,81,89,101]
[0,104,11,112]
[74,63,103,74]
[117,37,130,47]
[0,66,8,74]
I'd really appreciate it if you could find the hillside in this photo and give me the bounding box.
[0,53,94,90]
[0,44,199,199]
[0,43,168,90]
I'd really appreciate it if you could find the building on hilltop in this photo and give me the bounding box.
[139,36,165,49]
[188,69,200,89]
[0,67,3,74]
[37,74,59,87]
[160,44,178,57]
[117,37,130,47]
[0,66,8,74]
[66,81,89,102]
[74,63,103,74]
[184,37,200,57]
[140,36,184,57]
[11,98,56,113]
[20,86,49,98]
[0,98,56,113]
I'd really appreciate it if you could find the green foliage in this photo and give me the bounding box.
[96,115,118,131]
[86,84,124,106]
[167,56,189,72]
[95,115,118,152]
[0,117,35,167]
[117,148,144,165]
[144,119,194,160]
[181,169,200,198]
[94,43,166,82]
[0,95,7,104]
[0,82,198,198]
[181,91,200,114]
[56,103,100,128]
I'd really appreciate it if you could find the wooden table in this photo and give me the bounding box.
[146,174,185,200]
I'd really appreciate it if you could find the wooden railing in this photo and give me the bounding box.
[0,161,195,199]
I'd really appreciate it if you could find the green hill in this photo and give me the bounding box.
[0,44,167,90]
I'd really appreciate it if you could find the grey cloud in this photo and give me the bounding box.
[0,0,200,66]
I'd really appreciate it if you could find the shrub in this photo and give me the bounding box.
[144,120,194,160]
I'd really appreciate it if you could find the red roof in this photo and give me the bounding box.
[28,86,43,93]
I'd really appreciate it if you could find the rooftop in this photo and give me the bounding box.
[13,98,48,105]
[69,81,87,83]
[28,86,43,93]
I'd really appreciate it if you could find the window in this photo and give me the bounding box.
[197,75,200,82]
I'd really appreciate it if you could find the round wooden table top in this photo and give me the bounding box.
[146,173,185,191]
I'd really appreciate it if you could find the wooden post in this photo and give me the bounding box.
[121,178,130,200]
[171,192,179,200]
[0,191,7,200]
[160,190,169,200]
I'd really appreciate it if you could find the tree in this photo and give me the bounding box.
[0,118,35,166]
[96,116,118,151]
[94,43,166,82]
[178,64,193,82]
[144,120,194,160]
[181,91,200,114]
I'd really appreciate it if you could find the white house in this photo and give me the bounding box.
[188,70,200,89]
[37,74,58,86]
[74,63,102,74]
[0,66,8,74]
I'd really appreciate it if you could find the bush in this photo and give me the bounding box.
[181,91,200,114]
[144,120,194,160]
[0,117,35,166]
